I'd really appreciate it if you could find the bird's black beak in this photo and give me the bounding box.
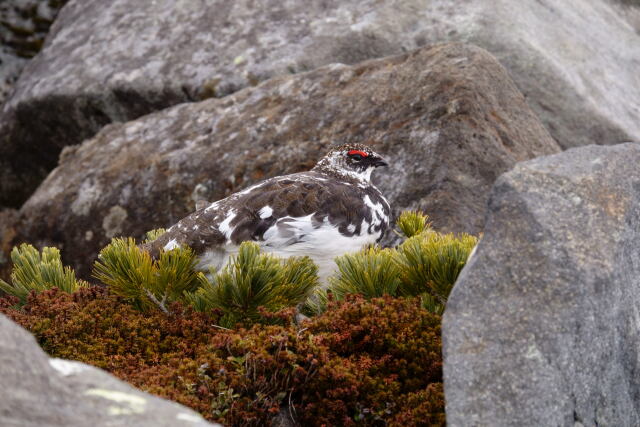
[373,157,388,168]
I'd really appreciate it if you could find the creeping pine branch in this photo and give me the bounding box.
[145,289,169,314]
[211,324,233,331]
[288,389,296,423]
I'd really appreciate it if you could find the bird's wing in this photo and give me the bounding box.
[140,173,324,257]
[142,171,388,256]
[224,173,332,245]
[229,172,388,247]
[139,210,227,259]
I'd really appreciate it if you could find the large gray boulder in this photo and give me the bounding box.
[443,143,640,426]
[1,0,638,207]
[0,0,68,106]
[14,43,560,278]
[0,208,18,281]
[0,313,217,427]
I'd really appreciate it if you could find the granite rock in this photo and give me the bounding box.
[15,43,560,278]
[2,0,638,206]
[0,208,18,281]
[0,313,218,427]
[443,143,640,426]
[0,0,68,106]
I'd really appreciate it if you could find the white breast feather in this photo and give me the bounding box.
[363,195,387,226]
[258,206,273,219]
[163,238,179,251]
[260,213,382,284]
[218,210,237,239]
[195,190,387,285]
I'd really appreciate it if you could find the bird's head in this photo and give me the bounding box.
[312,143,388,183]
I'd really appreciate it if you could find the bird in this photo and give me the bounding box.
[141,143,391,283]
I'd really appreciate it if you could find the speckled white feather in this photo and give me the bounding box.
[263,214,381,284]
[363,195,387,226]
[155,144,391,285]
[163,238,179,251]
[319,151,376,184]
[218,210,237,238]
[259,206,273,219]
[197,212,383,285]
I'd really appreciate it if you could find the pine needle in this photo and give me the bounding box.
[328,247,401,299]
[395,230,477,310]
[186,242,319,327]
[0,244,88,305]
[92,237,203,312]
[307,210,477,315]
[396,210,431,238]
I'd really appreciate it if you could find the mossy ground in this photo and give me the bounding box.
[0,212,468,425]
[1,288,445,426]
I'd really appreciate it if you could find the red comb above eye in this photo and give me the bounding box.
[347,150,369,157]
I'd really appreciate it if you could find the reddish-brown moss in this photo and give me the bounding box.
[389,384,447,426]
[1,289,444,426]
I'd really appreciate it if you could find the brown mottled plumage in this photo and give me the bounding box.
[142,143,390,282]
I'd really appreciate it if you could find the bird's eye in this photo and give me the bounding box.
[347,150,368,161]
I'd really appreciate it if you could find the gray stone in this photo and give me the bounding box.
[0,208,18,281]
[0,0,68,106]
[443,143,640,426]
[0,313,218,427]
[14,43,560,278]
[2,0,638,207]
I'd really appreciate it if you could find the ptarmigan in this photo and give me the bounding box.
[142,143,391,282]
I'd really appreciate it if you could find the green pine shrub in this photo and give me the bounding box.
[0,209,466,425]
[311,211,477,315]
[144,228,167,242]
[396,230,477,314]
[4,209,474,321]
[0,244,88,305]
[92,237,205,313]
[396,210,431,238]
[329,247,402,299]
[303,246,402,316]
[0,289,444,426]
[186,242,318,328]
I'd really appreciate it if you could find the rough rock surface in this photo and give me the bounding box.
[0,208,19,281]
[443,143,640,426]
[0,0,68,106]
[14,43,560,278]
[1,0,638,207]
[0,313,217,427]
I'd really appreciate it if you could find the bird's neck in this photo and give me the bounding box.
[312,155,374,185]
[313,164,374,185]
